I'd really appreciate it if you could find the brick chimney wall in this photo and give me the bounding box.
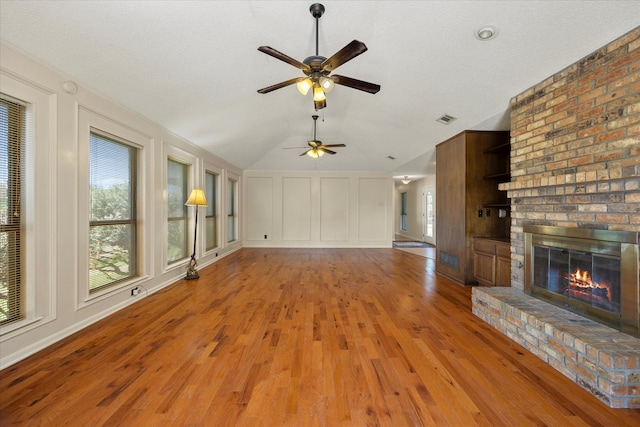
[502,27,640,290]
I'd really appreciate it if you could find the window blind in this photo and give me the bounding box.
[167,159,188,263]
[0,96,25,325]
[205,171,218,251]
[227,178,237,242]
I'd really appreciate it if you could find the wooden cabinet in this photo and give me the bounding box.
[473,238,511,286]
[435,130,510,285]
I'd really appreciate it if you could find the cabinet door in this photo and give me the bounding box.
[495,243,511,287]
[473,252,495,286]
[496,256,511,286]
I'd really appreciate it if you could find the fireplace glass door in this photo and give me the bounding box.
[533,245,621,315]
[524,225,639,337]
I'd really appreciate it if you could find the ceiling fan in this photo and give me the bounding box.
[257,3,380,110]
[299,115,345,158]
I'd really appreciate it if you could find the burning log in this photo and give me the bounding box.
[564,268,610,299]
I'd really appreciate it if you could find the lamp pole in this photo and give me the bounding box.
[185,189,208,280]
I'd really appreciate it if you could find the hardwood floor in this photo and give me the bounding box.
[2,248,639,426]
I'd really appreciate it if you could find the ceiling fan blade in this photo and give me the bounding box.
[257,77,305,94]
[299,149,311,157]
[321,40,368,72]
[322,144,346,148]
[258,46,311,73]
[319,147,337,155]
[332,75,380,94]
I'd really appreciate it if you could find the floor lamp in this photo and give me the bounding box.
[185,188,208,280]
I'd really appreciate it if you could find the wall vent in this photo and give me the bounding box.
[436,114,457,125]
[439,251,459,269]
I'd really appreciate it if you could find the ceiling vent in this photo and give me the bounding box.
[437,114,457,125]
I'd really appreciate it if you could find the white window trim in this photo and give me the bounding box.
[163,143,198,273]
[77,107,153,309]
[225,170,241,246]
[0,71,56,339]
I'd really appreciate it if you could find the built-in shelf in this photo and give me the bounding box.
[482,142,510,154]
[483,172,510,180]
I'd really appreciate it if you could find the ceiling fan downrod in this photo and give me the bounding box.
[312,114,319,140]
[309,3,325,56]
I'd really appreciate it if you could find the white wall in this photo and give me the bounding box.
[0,43,243,368]
[243,171,393,247]
[394,176,436,244]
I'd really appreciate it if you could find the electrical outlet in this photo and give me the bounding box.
[264,234,267,239]
[477,209,483,218]
[486,209,491,217]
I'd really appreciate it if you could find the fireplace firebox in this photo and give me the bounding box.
[524,225,639,337]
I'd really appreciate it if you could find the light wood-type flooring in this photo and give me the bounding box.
[2,248,639,426]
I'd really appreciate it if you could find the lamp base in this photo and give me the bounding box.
[185,257,199,280]
[185,270,199,280]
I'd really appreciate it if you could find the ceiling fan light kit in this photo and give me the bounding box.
[257,3,380,111]
[307,148,325,158]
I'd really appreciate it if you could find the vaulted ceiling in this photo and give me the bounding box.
[1,1,638,180]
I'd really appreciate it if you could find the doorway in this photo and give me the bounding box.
[422,188,435,246]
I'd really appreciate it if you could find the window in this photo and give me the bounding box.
[426,191,434,238]
[89,132,138,293]
[227,177,237,242]
[0,97,25,325]
[400,191,408,231]
[167,158,189,263]
[205,170,218,251]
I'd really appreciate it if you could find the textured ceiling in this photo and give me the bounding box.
[1,1,638,180]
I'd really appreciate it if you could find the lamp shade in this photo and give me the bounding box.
[313,84,326,102]
[319,76,334,93]
[185,188,208,206]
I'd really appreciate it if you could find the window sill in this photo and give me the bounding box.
[0,315,49,340]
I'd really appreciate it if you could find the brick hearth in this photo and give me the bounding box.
[472,287,640,408]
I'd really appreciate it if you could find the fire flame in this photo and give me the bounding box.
[570,268,591,284]
[565,268,611,300]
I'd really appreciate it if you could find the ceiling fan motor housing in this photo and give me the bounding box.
[310,3,325,18]
[303,56,329,79]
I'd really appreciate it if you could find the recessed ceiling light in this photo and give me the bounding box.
[475,25,498,41]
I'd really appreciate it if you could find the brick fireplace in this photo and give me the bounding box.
[472,27,640,408]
